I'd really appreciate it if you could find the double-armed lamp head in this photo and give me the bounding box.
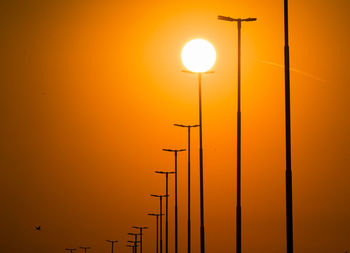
[155,170,175,175]
[174,124,199,128]
[106,240,118,243]
[150,194,169,198]
[217,15,257,22]
[162,149,186,153]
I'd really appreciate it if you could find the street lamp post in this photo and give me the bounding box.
[65,249,77,253]
[128,239,140,253]
[162,148,186,253]
[106,240,118,253]
[283,1,294,253]
[182,70,214,253]
[133,226,149,253]
[174,124,199,253]
[217,15,256,253]
[148,213,164,253]
[127,245,135,253]
[181,38,216,253]
[155,171,175,253]
[151,194,168,253]
[79,247,91,253]
[128,233,140,253]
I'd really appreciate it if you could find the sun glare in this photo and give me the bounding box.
[181,39,216,73]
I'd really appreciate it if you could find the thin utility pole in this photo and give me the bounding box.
[218,15,256,253]
[283,1,294,253]
[106,240,118,253]
[133,226,149,253]
[155,171,175,253]
[174,124,199,253]
[162,148,186,253]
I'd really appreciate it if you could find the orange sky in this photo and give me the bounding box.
[1,1,350,253]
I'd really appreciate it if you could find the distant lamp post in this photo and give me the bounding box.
[174,124,199,253]
[162,148,185,253]
[155,171,175,253]
[148,213,164,253]
[181,38,216,253]
[79,247,91,253]
[128,233,140,253]
[127,244,135,253]
[128,240,140,253]
[65,249,77,253]
[150,194,168,253]
[282,0,294,253]
[106,240,118,253]
[133,226,149,253]
[218,15,256,253]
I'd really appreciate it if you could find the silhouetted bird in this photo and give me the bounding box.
[35,226,41,231]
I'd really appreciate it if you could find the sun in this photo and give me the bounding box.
[181,39,216,73]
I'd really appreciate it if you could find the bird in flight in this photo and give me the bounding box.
[35,226,41,231]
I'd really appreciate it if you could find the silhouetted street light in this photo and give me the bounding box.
[148,213,164,253]
[65,248,77,253]
[283,1,294,253]
[128,239,140,253]
[174,124,199,253]
[181,38,216,253]
[106,240,118,253]
[162,148,186,253]
[127,244,135,253]
[218,15,256,253]
[133,226,148,253]
[150,194,168,253]
[128,233,140,253]
[155,171,174,253]
[79,247,91,253]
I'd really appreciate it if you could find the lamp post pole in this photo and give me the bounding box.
[106,240,118,253]
[162,148,186,253]
[79,247,91,253]
[283,1,294,253]
[218,15,256,253]
[128,233,140,253]
[155,171,175,253]
[127,245,135,253]
[182,70,213,253]
[148,213,164,253]
[174,124,199,253]
[128,239,140,253]
[133,226,149,253]
[151,194,167,253]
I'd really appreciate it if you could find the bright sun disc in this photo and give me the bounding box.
[181,39,216,73]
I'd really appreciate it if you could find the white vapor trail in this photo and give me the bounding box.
[258,60,328,83]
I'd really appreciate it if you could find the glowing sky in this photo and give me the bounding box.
[1,1,349,253]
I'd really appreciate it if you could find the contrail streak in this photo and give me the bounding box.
[258,60,328,83]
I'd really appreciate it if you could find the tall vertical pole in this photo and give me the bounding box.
[173,125,196,253]
[160,197,163,253]
[175,151,178,253]
[112,242,114,253]
[284,1,294,253]
[156,215,159,253]
[198,72,205,253]
[140,229,143,253]
[134,234,138,253]
[166,175,169,253]
[187,127,191,253]
[127,245,134,253]
[236,20,242,253]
